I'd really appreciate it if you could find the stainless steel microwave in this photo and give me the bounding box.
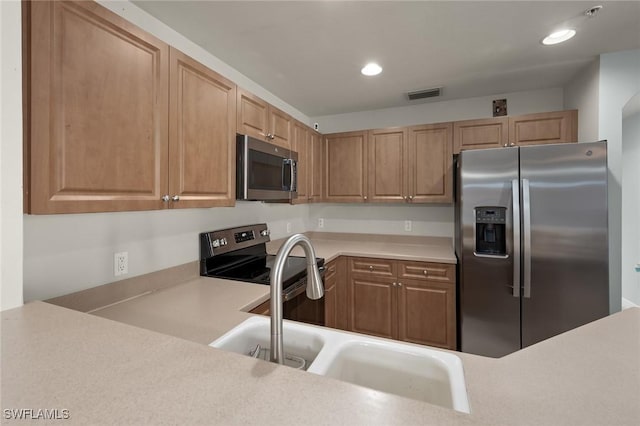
[236,134,298,201]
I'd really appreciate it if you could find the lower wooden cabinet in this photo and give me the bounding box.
[324,257,348,330]
[346,256,456,349]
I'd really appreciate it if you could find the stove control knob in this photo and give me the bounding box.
[211,239,221,248]
[220,238,228,246]
[260,229,270,237]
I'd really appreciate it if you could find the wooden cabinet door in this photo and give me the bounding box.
[367,128,408,203]
[509,110,578,146]
[324,131,368,202]
[309,130,323,202]
[291,121,309,203]
[334,257,349,331]
[236,88,269,141]
[268,106,292,149]
[397,279,456,349]
[27,0,169,213]
[408,123,453,203]
[453,117,508,154]
[168,48,236,208]
[323,260,338,328]
[349,275,397,339]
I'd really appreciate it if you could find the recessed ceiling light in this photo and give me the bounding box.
[361,63,382,76]
[542,29,576,45]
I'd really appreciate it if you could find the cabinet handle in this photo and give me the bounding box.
[398,282,403,287]
[423,270,428,275]
[510,142,515,146]
[369,265,374,271]
[409,195,414,201]
[393,282,397,287]
[363,196,368,201]
[504,143,508,147]
[161,195,170,202]
[171,195,180,202]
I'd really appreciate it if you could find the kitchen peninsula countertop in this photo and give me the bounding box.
[3,234,639,425]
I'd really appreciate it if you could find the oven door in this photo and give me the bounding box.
[282,275,325,326]
[237,134,298,201]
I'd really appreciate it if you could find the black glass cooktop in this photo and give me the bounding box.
[204,254,322,287]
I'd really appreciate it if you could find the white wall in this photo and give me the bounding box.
[622,111,640,306]
[308,204,454,238]
[312,87,564,134]
[0,0,24,311]
[24,203,308,301]
[564,58,600,142]
[598,49,640,313]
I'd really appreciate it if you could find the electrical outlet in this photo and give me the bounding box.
[404,220,412,232]
[318,218,324,228]
[286,222,292,233]
[114,252,128,276]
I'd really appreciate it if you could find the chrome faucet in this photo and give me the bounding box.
[269,234,324,364]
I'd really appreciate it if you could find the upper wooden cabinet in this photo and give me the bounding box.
[453,117,508,153]
[407,123,453,203]
[236,88,292,149]
[328,124,452,204]
[24,1,237,214]
[453,110,578,153]
[509,110,578,146]
[309,130,323,202]
[367,128,408,203]
[26,0,169,213]
[168,48,236,208]
[324,131,368,202]
[291,121,309,204]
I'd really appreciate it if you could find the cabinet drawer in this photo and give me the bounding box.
[349,257,396,278]
[324,260,338,281]
[398,261,454,284]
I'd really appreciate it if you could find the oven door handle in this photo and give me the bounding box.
[281,267,325,302]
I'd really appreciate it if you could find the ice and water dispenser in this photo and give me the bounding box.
[474,207,507,256]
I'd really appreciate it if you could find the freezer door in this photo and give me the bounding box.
[458,147,520,357]
[519,141,608,348]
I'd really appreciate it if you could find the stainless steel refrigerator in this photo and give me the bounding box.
[455,141,609,358]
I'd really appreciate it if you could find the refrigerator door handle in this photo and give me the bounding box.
[511,179,521,298]
[522,178,532,298]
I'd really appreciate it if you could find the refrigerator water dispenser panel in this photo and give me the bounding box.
[475,207,507,256]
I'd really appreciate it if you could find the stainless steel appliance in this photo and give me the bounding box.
[455,141,609,357]
[199,224,324,326]
[236,135,297,201]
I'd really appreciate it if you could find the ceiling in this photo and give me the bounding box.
[132,1,640,117]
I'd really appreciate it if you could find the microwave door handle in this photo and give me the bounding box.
[290,159,297,192]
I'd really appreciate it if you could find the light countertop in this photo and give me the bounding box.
[3,234,639,425]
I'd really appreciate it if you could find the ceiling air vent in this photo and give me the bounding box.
[407,87,442,101]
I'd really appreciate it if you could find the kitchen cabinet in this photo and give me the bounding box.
[407,123,453,203]
[249,299,270,316]
[309,130,324,202]
[327,124,452,204]
[169,48,236,208]
[324,131,368,202]
[509,110,578,146]
[24,0,237,214]
[347,256,456,349]
[397,261,456,348]
[453,117,508,153]
[291,121,309,204]
[236,88,292,149]
[453,110,577,153]
[324,257,349,330]
[367,128,408,203]
[25,0,170,213]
